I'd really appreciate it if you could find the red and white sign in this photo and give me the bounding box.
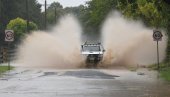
[5,30,14,42]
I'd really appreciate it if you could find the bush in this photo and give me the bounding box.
[6,17,38,42]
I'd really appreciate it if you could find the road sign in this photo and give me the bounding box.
[153,30,163,41]
[153,30,163,70]
[5,30,14,42]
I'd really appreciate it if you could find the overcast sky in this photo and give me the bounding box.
[37,0,90,8]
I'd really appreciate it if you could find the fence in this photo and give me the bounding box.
[0,46,16,64]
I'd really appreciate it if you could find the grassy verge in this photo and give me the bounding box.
[0,66,14,75]
[148,63,170,81]
[147,63,168,70]
[160,67,170,81]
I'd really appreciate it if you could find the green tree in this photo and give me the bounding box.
[0,0,42,45]
[117,0,170,29]
[6,17,38,42]
[84,0,117,34]
[46,2,64,26]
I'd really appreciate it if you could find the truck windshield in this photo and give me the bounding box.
[83,46,100,51]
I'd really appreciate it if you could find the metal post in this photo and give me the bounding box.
[8,42,10,70]
[157,40,160,70]
[26,0,29,32]
[45,0,47,30]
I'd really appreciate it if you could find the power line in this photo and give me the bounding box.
[45,0,47,30]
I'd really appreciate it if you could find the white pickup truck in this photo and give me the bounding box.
[81,42,105,67]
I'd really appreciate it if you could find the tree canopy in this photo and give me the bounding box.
[6,17,38,42]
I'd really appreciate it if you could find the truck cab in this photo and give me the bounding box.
[81,42,105,67]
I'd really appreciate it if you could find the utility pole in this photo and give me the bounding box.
[26,0,29,33]
[0,0,2,24]
[0,0,4,46]
[0,0,2,32]
[45,0,47,30]
[55,7,57,24]
[0,0,1,47]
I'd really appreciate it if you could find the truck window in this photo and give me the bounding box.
[83,46,100,51]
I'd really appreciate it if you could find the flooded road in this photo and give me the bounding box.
[0,68,170,97]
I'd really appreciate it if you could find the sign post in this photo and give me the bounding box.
[153,30,163,70]
[5,30,14,70]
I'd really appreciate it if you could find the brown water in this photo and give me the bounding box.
[1,68,170,97]
[15,14,85,68]
[101,11,167,67]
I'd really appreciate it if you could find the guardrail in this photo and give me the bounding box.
[0,47,16,63]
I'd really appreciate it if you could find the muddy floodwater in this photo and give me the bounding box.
[0,67,170,97]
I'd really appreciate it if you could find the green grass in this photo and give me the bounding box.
[148,63,168,70]
[0,65,14,74]
[160,67,170,81]
[147,63,170,81]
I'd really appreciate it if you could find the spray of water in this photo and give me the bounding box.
[14,12,167,69]
[101,11,167,67]
[15,14,84,69]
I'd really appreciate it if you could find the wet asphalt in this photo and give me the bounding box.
[0,68,170,97]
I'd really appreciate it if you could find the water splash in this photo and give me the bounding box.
[15,14,84,69]
[101,11,167,67]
